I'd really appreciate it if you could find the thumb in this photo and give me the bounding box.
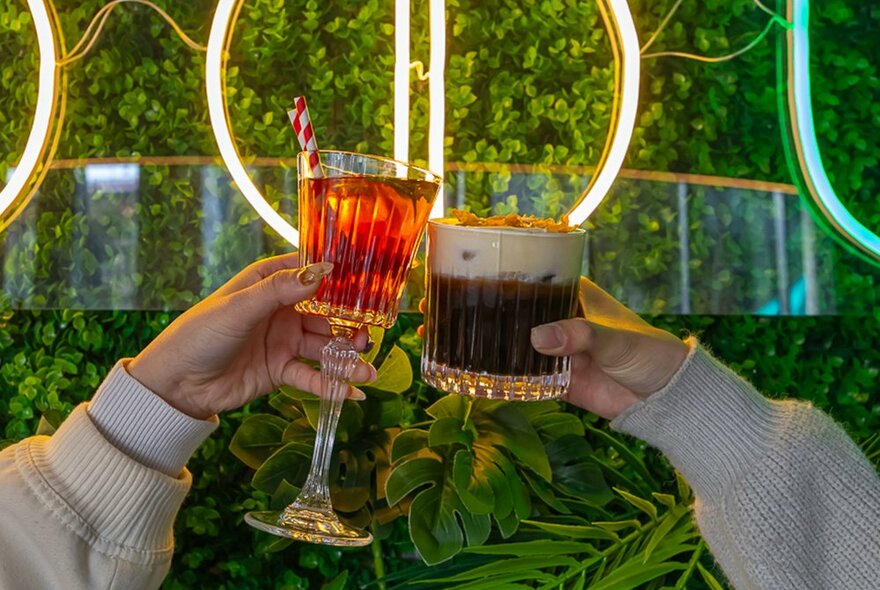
[531,317,689,395]
[531,318,633,367]
[226,262,333,324]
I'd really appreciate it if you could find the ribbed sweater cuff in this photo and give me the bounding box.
[87,360,218,477]
[611,340,782,499]
[22,406,191,558]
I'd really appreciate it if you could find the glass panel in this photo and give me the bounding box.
[2,161,877,315]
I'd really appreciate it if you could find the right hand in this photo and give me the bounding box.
[530,278,690,420]
[128,254,375,420]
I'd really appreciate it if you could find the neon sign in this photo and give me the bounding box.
[0,0,60,232]
[784,0,880,261]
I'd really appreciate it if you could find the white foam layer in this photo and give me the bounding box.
[427,220,584,282]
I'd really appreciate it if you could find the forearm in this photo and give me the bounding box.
[611,343,880,589]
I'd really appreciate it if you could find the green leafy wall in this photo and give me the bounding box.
[1,0,879,587]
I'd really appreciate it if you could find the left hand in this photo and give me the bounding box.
[128,254,375,420]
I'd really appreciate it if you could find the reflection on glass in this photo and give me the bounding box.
[0,160,874,315]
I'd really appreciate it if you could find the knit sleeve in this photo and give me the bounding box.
[611,343,880,589]
[0,361,218,589]
[87,360,218,477]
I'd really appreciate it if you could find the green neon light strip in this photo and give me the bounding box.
[791,0,880,258]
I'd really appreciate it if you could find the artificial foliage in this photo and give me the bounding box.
[1,0,879,588]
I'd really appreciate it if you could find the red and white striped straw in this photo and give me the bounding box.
[288,96,323,178]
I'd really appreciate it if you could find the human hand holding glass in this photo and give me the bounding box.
[530,277,689,420]
[127,255,374,420]
[244,150,441,546]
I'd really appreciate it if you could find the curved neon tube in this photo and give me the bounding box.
[428,0,445,218]
[0,0,57,221]
[567,0,640,226]
[394,0,410,164]
[206,0,300,246]
[789,0,880,259]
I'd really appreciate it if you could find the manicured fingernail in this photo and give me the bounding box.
[349,386,366,401]
[298,262,333,286]
[363,339,375,353]
[531,324,564,350]
[367,363,378,382]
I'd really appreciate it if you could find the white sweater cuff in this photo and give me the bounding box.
[610,341,783,499]
[87,360,218,477]
[21,406,190,559]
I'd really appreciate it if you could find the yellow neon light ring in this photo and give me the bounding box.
[206,0,300,246]
[0,0,60,228]
[566,0,640,226]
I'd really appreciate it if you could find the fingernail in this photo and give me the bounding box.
[531,324,564,350]
[297,262,334,286]
[349,386,366,401]
[368,363,378,382]
[363,339,375,353]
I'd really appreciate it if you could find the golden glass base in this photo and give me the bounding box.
[421,358,570,401]
[245,509,372,547]
[295,300,397,330]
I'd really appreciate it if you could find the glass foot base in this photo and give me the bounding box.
[245,509,372,547]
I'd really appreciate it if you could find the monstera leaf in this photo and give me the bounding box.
[384,395,603,564]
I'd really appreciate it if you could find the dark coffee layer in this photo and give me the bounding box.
[423,273,579,376]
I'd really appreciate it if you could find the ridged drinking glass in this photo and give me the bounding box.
[245,151,441,546]
[421,220,585,401]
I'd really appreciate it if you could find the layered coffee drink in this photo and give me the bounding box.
[422,212,585,401]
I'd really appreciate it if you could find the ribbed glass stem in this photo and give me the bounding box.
[284,337,358,516]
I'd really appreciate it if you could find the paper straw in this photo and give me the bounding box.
[288,96,323,178]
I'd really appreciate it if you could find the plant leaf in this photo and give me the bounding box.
[386,456,443,506]
[360,326,385,364]
[697,563,727,590]
[322,571,348,590]
[652,492,677,510]
[331,447,372,513]
[268,390,305,421]
[420,555,577,585]
[591,519,642,533]
[251,441,313,493]
[408,478,462,565]
[490,446,531,520]
[362,395,404,430]
[589,562,686,590]
[521,520,618,541]
[463,540,599,557]
[392,429,430,462]
[643,505,689,562]
[368,345,412,393]
[676,471,693,503]
[229,414,289,470]
[545,434,613,505]
[521,470,570,514]
[430,415,472,447]
[452,449,495,514]
[614,487,658,521]
[530,411,585,439]
[586,423,658,489]
[495,510,520,539]
[427,394,470,420]
[474,403,552,480]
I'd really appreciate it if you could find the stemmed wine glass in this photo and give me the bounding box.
[245,150,442,546]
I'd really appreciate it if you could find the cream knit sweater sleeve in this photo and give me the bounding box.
[611,344,880,589]
[0,361,216,590]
